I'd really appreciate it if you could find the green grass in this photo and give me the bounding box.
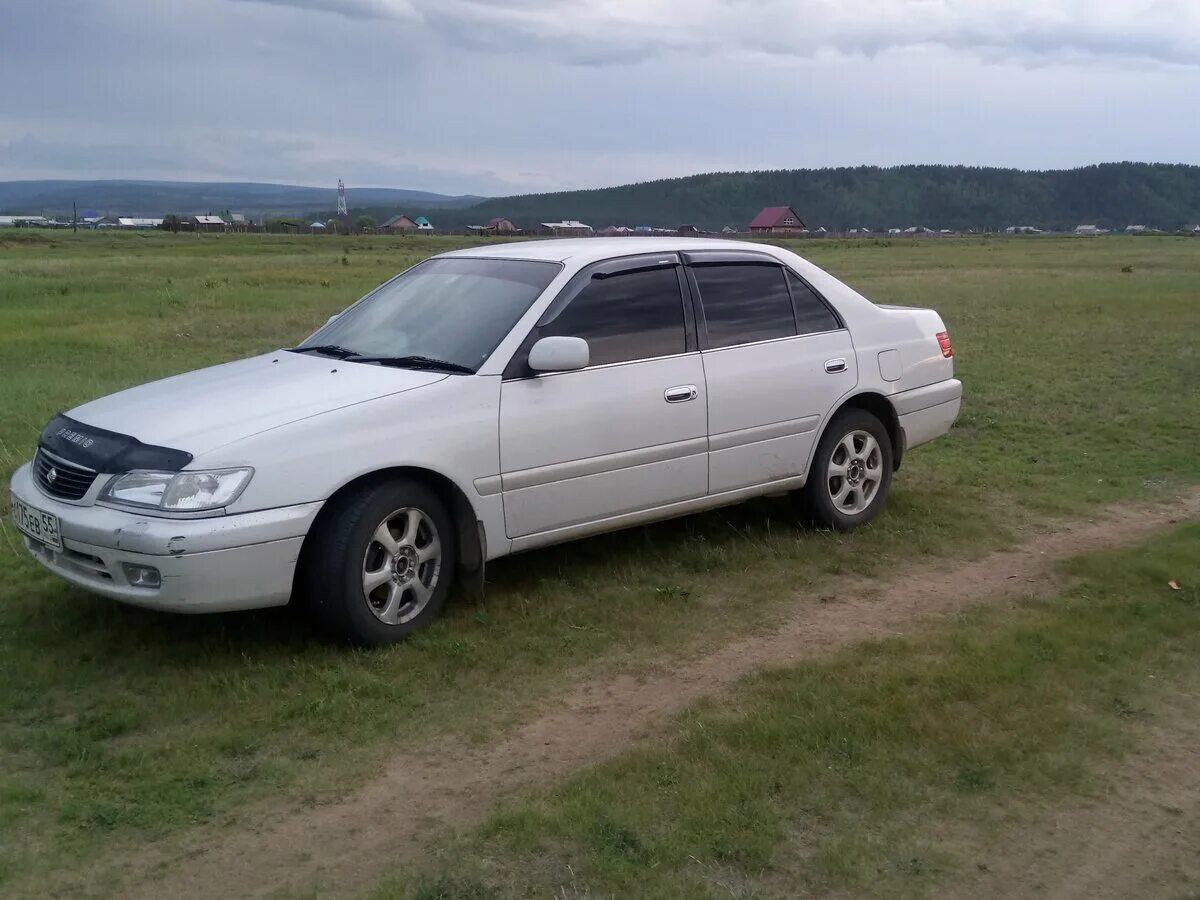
[0,232,1197,895]
[382,523,1200,900]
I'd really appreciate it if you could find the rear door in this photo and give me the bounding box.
[684,251,857,494]
[498,255,708,538]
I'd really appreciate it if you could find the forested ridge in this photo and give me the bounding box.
[382,163,1200,232]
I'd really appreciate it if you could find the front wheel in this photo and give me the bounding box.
[796,409,893,530]
[301,478,456,646]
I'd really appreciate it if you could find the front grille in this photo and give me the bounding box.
[34,448,98,501]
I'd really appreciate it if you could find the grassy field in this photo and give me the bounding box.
[385,523,1200,899]
[0,231,1197,896]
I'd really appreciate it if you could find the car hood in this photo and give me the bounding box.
[67,351,447,459]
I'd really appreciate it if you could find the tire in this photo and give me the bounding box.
[796,408,894,531]
[301,477,456,646]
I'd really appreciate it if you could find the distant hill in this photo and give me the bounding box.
[362,163,1200,233]
[0,180,484,217]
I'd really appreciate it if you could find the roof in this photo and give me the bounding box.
[749,206,804,229]
[193,215,225,225]
[381,214,415,227]
[541,220,591,229]
[414,216,432,227]
[439,236,759,265]
[485,217,511,228]
[117,217,163,227]
[310,221,326,228]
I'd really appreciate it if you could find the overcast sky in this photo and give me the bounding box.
[1,0,1197,196]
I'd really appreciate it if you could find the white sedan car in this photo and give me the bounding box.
[10,238,961,645]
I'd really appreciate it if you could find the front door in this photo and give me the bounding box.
[499,257,707,539]
[684,253,858,494]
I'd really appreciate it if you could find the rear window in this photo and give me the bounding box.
[692,264,796,349]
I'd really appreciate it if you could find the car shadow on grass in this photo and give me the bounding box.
[8,495,799,655]
[6,480,979,677]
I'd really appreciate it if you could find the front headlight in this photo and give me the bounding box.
[102,468,253,512]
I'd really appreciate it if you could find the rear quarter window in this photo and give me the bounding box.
[787,271,841,334]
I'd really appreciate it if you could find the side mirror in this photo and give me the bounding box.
[325,313,340,325]
[528,336,589,373]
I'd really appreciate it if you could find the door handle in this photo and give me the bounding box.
[664,384,698,403]
[824,358,847,374]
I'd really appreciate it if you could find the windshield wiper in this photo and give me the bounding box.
[288,344,359,359]
[345,354,475,374]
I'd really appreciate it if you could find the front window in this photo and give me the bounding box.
[536,267,686,367]
[298,257,560,371]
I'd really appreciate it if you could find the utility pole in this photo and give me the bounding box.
[73,201,77,233]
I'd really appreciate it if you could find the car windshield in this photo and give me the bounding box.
[295,257,561,372]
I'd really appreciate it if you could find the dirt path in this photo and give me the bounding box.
[124,490,1200,899]
[937,688,1200,900]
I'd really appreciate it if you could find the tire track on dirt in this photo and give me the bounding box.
[124,489,1200,899]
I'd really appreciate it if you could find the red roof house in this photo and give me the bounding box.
[748,206,806,233]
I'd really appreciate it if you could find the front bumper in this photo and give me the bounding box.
[9,463,322,613]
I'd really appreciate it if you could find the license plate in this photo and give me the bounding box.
[10,494,62,551]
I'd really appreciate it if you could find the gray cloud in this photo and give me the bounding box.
[0,0,1196,194]
[229,0,1200,67]
[234,0,416,19]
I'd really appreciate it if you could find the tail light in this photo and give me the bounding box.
[936,331,953,358]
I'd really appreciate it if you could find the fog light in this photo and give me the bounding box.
[122,564,161,589]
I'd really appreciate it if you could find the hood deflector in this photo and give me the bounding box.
[39,414,193,472]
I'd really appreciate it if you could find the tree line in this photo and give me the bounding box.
[331,163,1200,233]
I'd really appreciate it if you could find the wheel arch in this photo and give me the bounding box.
[820,392,904,471]
[295,465,485,599]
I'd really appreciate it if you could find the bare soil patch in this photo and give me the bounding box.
[122,489,1200,899]
[937,688,1200,900]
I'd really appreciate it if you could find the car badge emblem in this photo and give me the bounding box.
[47,468,58,484]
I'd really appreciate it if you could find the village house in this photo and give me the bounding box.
[116,217,163,229]
[380,214,418,233]
[192,215,227,232]
[0,215,51,227]
[541,220,593,237]
[748,205,806,234]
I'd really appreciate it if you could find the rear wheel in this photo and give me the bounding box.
[302,478,456,646]
[796,408,893,530]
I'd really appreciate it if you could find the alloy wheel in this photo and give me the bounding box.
[361,507,442,625]
[826,429,883,516]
